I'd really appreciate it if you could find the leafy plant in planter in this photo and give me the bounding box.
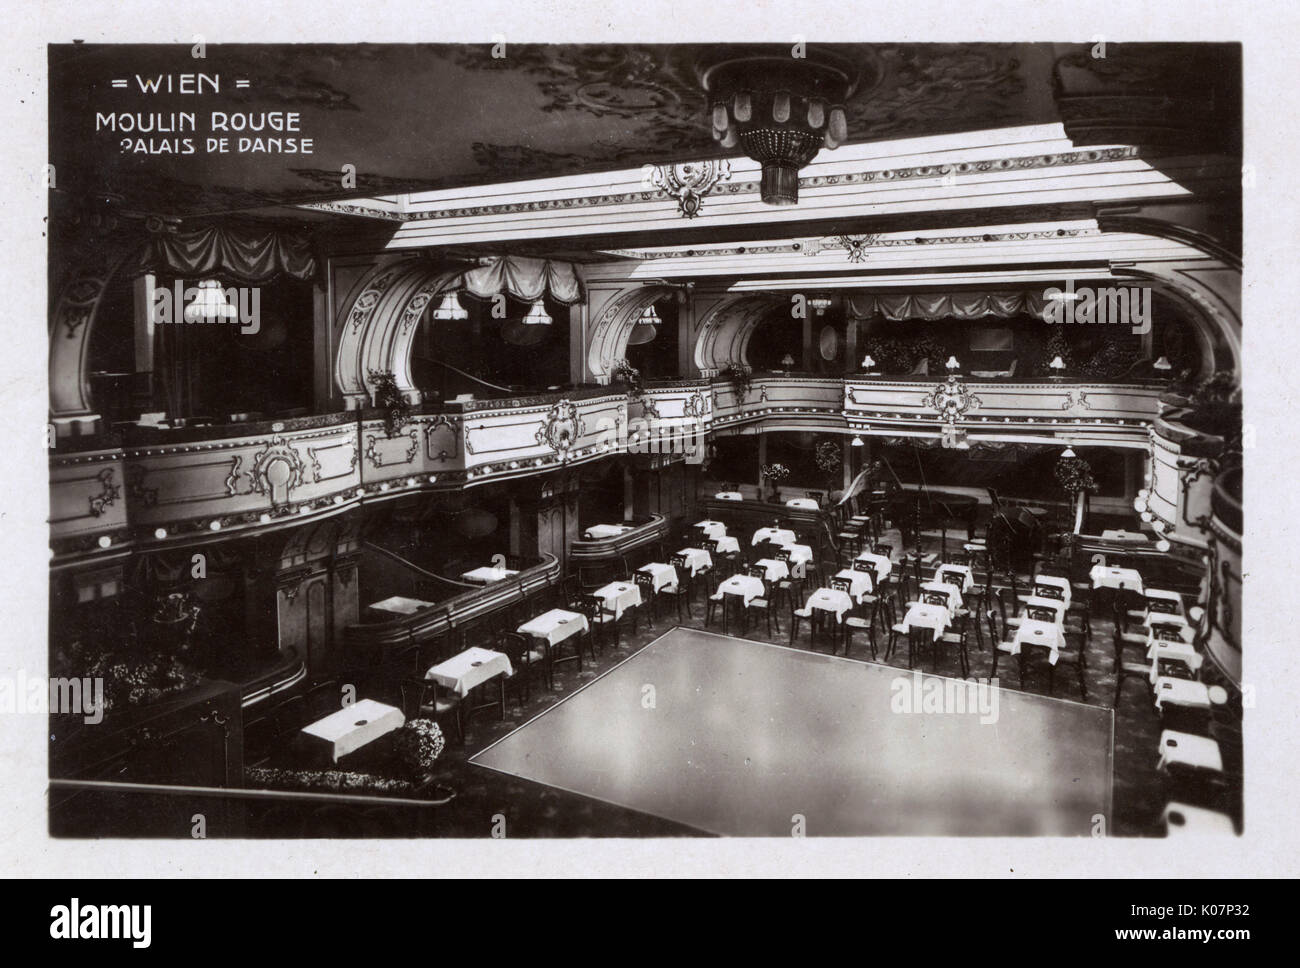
[369,370,411,438]
[814,439,843,490]
[1054,454,1099,532]
[1079,341,1139,380]
[1184,370,1242,443]
[720,362,753,401]
[612,358,644,398]
[760,462,791,501]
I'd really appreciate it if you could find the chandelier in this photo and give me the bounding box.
[183,280,237,323]
[626,302,663,345]
[697,47,860,206]
[431,291,468,321]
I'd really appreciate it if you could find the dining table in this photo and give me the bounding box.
[753,558,791,583]
[637,562,680,593]
[695,519,728,540]
[1032,575,1073,606]
[854,552,893,582]
[806,587,854,624]
[460,565,519,585]
[752,527,797,547]
[584,523,632,540]
[785,497,820,510]
[1148,640,1203,684]
[833,568,876,603]
[592,581,642,620]
[920,580,964,612]
[717,574,766,607]
[300,698,406,763]
[710,535,741,555]
[1010,618,1067,664]
[1089,564,1145,593]
[901,602,950,634]
[935,564,974,593]
[675,547,714,576]
[714,491,743,501]
[517,608,589,647]
[426,646,515,722]
[1157,729,1224,774]
[367,595,435,616]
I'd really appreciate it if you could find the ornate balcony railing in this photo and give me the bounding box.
[51,375,1167,567]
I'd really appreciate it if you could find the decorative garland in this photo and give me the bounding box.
[369,370,411,438]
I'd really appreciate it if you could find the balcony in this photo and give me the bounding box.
[51,373,1166,565]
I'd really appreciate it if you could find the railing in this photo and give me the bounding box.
[341,552,562,656]
[569,514,670,565]
[49,777,453,838]
[50,374,1168,567]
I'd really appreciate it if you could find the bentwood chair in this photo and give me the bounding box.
[399,678,465,745]
[659,559,694,622]
[936,610,971,677]
[743,566,780,636]
[496,630,546,705]
[842,595,881,660]
[1047,634,1089,700]
[633,570,659,628]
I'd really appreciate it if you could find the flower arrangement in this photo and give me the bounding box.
[244,766,418,796]
[814,439,842,488]
[720,362,753,401]
[1053,455,1099,496]
[368,370,411,438]
[79,649,204,713]
[612,358,644,398]
[391,718,446,780]
[761,462,791,484]
[1184,370,1241,441]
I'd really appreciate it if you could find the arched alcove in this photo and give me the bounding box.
[585,285,677,384]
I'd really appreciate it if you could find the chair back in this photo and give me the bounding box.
[747,564,768,580]
[634,571,656,598]
[702,538,719,553]
[398,678,434,720]
[1026,604,1058,623]
[852,558,873,573]
[909,625,936,651]
[875,542,894,559]
[776,548,792,562]
[1034,583,1065,601]
[1147,596,1179,615]
[830,576,852,593]
[922,590,948,607]
[669,553,688,570]
[938,567,964,588]
[1153,623,1184,641]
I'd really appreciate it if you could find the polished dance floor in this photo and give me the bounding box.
[470,628,1113,836]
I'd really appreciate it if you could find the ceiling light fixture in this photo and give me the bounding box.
[808,295,833,315]
[522,300,553,326]
[697,47,861,206]
[183,279,238,323]
[627,302,663,345]
[1153,356,1173,371]
[432,291,469,321]
[851,435,864,447]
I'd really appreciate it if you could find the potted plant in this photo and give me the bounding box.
[369,370,411,438]
[1054,453,1099,533]
[612,358,644,398]
[760,462,791,503]
[814,439,842,492]
[720,362,753,402]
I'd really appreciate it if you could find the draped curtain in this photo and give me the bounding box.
[457,255,584,305]
[131,225,317,282]
[845,291,1048,322]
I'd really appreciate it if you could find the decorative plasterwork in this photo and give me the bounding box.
[247,436,307,507]
[302,146,1139,222]
[924,374,983,426]
[364,430,419,468]
[87,468,120,518]
[837,234,881,263]
[535,400,587,457]
[650,160,732,218]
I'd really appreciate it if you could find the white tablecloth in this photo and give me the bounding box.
[834,568,876,602]
[1102,529,1150,543]
[1031,575,1072,607]
[1147,622,1195,646]
[460,566,519,585]
[638,562,679,593]
[1145,587,1185,616]
[855,552,893,581]
[1090,565,1145,592]
[426,647,514,698]
[675,547,713,575]
[902,603,950,634]
[753,527,797,547]
[875,530,905,560]
[1011,618,1066,665]
[1020,597,1067,626]
[1154,677,1211,712]
[786,497,819,510]
[714,491,743,501]
[300,698,405,762]
[718,575,766,607]
[1148,641,1203,684]
[920,580,963,612]
[754,558,791,583]
[936,564,974,593]
[695,520,728,539]
[1157,730,1223,772]
[593,581,642,619]
[712,535,741,554]
[518,609,589,646]
[584,523,632,540]
[806,587,853,623]
[368,596,435,616]
[785,543,814,566]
